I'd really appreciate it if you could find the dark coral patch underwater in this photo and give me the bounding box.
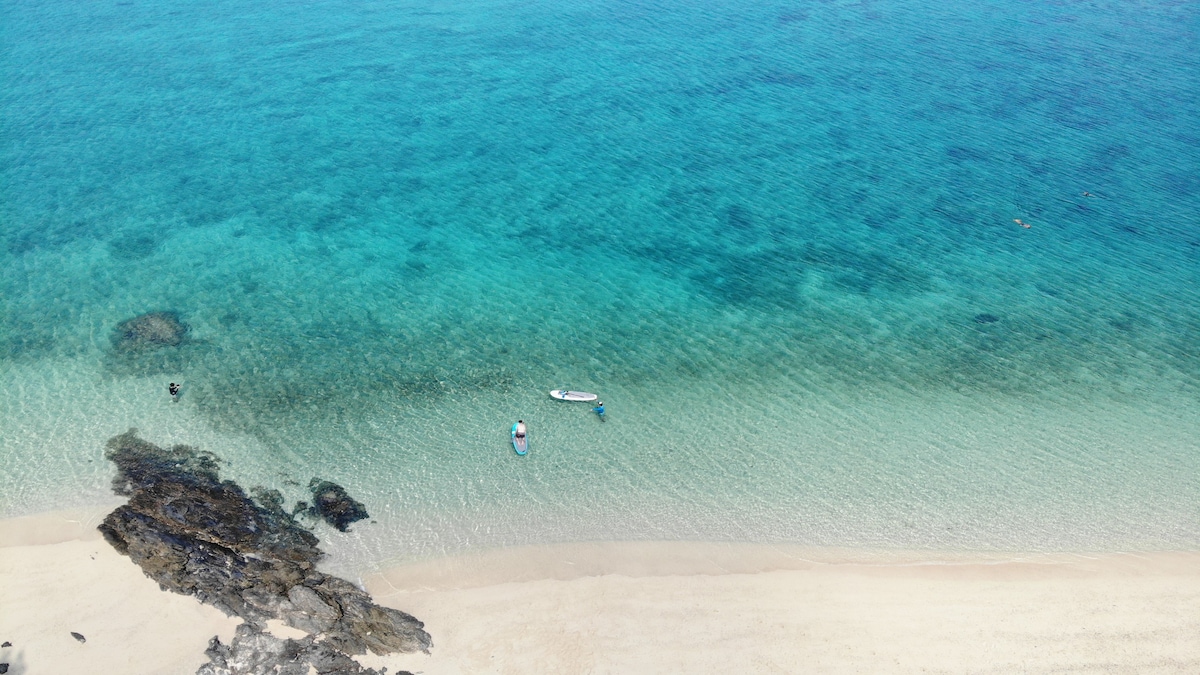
[112,311,189,351]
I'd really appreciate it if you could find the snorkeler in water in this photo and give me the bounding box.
[168,382,180,400]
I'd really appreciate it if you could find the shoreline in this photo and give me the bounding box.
[362,538,1200,591]
[8,505,1197,581]
[3,508,1199,673]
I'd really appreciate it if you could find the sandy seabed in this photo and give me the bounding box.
[1,507,1198,675]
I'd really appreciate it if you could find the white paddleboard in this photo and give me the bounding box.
[550,389,598,402]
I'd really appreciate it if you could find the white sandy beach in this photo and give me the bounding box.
[0,507,240,675]
[2,509,1198,675]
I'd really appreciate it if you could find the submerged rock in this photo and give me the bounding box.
[308,479,370,532]
[112,311,189,351]
[98,430,431,670]
[973,313,1000,324]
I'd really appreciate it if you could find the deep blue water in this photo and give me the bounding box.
[2,0,1198,563]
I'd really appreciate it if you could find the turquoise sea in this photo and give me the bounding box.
[2,0,1198,572]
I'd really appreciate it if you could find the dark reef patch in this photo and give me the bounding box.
[725,203,755,231]
[112,311,189,352]
[931,196,982,230]
[4,217,95,255]
[862,204,902,230]
[98,430,430,673]
[754,70,814,88]
[105,311,195,376]
[946,146,990,163]
[107,230,162,260]
[307,479,370,532]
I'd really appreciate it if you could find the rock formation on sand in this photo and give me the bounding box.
[111,311,189,351]
[200,624,415,675]
[98,430,430,675]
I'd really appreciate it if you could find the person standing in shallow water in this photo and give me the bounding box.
[168,382,180,401]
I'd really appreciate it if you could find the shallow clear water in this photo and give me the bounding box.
[2,0,1198,569]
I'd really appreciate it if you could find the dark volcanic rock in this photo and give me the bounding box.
[308,480,370,532]
[112,311,189,351]
[198,623,385,675]
[0,662,8,674]
[98,430,431,668]
[71,632,86,643]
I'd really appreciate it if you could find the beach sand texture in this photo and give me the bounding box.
[3,511,1198,674]
[368,553,1200,674]
[3,0,1199,672]
[0,510,240,675]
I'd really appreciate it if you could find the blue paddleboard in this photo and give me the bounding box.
[511,422,528,456]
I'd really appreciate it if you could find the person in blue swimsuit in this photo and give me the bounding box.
[592,401,605,416]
